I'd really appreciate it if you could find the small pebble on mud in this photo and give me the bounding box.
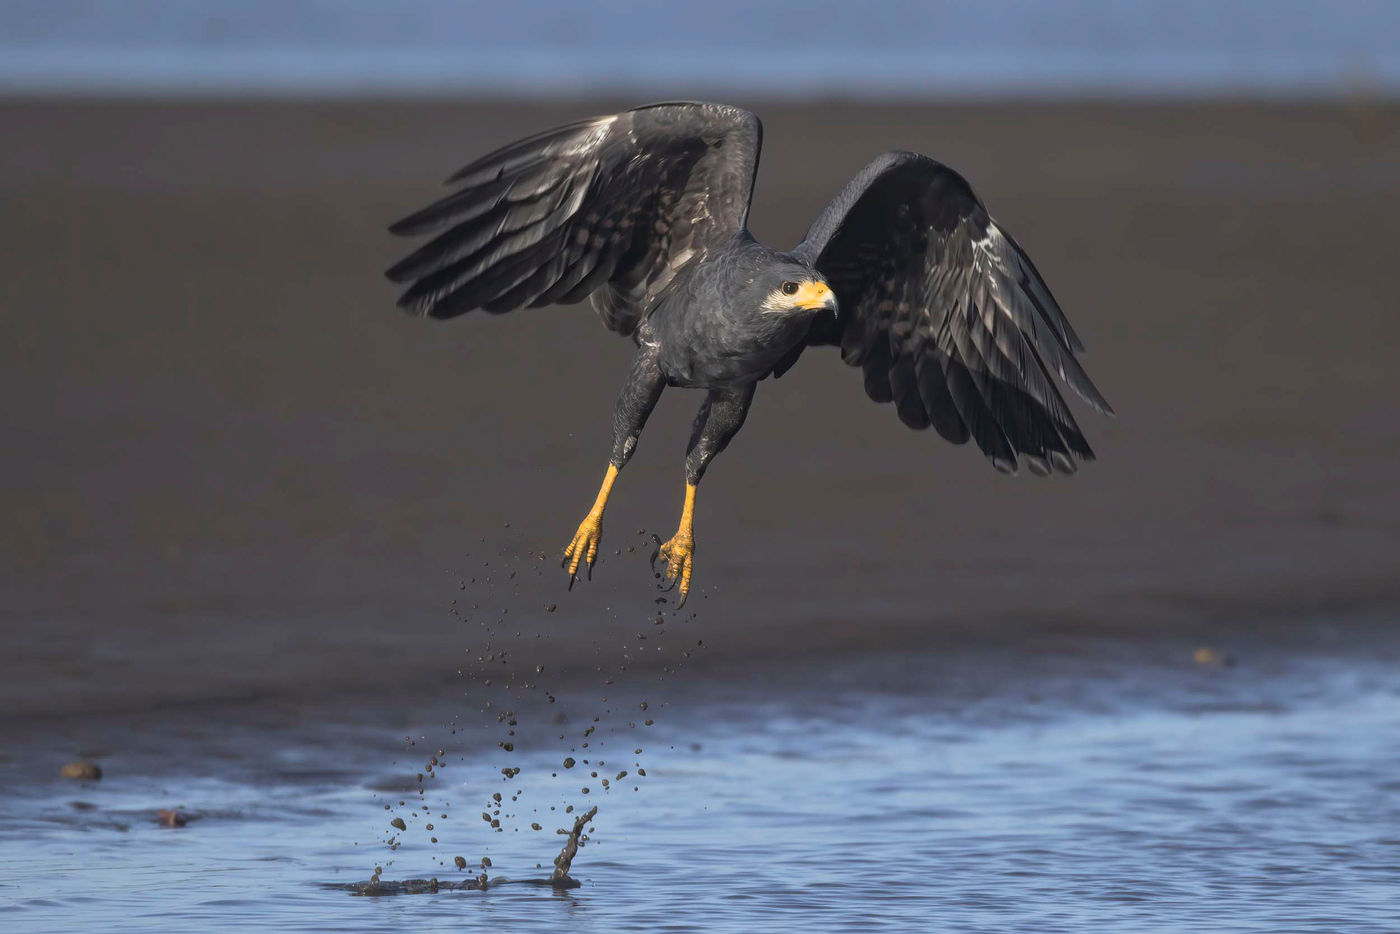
[390,818,406,831]
[454,856,467,869]
[1193,647,1235,667]
[156,809,188,827]
[59,761,102,780]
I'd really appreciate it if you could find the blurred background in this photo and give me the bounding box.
[2,0,1398,97]
[3,0,1398,714]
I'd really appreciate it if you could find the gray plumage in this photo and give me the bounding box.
[386,102,1113,599]
[791,150,1114,475]
[387,102,761,337]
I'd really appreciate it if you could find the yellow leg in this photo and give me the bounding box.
[655,482,696,606]
[563,464,618,585]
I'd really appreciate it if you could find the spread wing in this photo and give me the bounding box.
[386,102,762,335]
[792,151,1113,475]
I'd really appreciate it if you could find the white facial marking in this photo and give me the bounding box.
[761,279,835,315]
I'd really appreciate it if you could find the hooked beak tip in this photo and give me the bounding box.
[795,282,837,313]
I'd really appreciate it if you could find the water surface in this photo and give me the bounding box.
[3,616,1396,933]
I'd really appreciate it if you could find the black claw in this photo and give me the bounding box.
[586,558,594,582]
[567,572,576,592]
[675,588,689,610]
[648,533,663,573]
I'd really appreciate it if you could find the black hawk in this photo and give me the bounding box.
[387,102,1113,605]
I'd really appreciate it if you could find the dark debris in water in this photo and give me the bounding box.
[156,808,191,828]
[337,807,597,896]
[550,806,597,884]
[335,873,581,896]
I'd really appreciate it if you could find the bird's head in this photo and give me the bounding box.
[755,263,837,319]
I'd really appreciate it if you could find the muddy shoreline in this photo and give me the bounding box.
[2,97,1398,723]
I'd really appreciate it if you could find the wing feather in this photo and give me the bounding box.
[794,151,1111,474]
[386,103,763,335]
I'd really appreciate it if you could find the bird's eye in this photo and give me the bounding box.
[781,281,799,295]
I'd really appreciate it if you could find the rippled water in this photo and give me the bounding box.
[3,619,1398,933]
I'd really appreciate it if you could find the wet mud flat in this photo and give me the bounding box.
[3,97,1400,721]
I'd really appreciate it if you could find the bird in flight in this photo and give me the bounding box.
[387,102,1112,605]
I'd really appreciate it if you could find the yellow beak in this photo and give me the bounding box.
[793,281,836,311]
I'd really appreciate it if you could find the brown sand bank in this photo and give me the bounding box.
[2,98,1398,720]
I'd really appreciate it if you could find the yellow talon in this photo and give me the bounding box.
[656,533,694,602]
[563,513,603,579]
[655,481,697,606]
[562,464,617,587]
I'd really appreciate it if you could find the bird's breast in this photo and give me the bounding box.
[651,303,810,388]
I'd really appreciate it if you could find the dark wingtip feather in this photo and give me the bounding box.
[1064,367,1115,418]
[394,293,429,316]
[444,163,499,186]
[394,283,474,320]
